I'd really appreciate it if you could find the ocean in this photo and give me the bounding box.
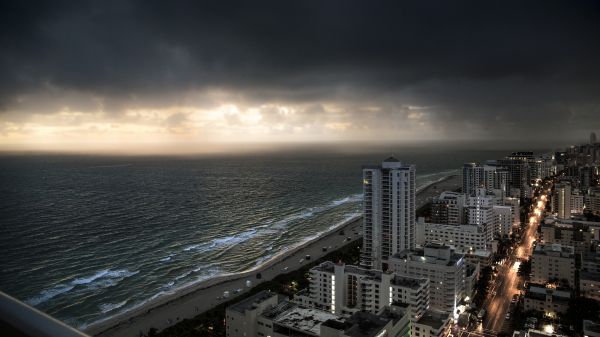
[0,144,522,328]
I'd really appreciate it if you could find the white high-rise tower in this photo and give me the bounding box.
[361,157,416,270]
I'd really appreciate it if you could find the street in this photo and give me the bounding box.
[459,189,548,337]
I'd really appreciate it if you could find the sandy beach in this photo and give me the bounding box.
[86,174,461,337]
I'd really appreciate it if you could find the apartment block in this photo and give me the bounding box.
[530,243,576,287]
[540,219,592,255]
[523,284,571,316]
[226,290,415,337]
[388,244,466,315]
[362,157,416,270]
[415,219,487,251]
[296,261,429,320]
[430,191,465,226]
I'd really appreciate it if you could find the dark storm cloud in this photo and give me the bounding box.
[1,0,600,139]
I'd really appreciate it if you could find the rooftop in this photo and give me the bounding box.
[533,243,575,257]
[228,290,276,313]
[392,245,464,267]
[390,275,428,290]
[339,311,392,337]
[415,309,450,330]
[273,305,341,336]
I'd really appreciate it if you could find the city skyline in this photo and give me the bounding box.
[1,1,600,153]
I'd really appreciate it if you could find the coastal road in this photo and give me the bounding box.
[479,192,547,334]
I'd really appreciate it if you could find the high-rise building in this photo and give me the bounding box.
[591,131,597,144]
[464,188,496,244]
[462,163,484,196]
[552,182,572,219]
[361,157,416,270]
[463,162,509,198]
[498,152,532,199]
[430,191,465,225]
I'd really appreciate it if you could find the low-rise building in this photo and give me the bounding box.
[416,219,488,251]
[297,261,429,319]
[412,309,452,337]
[226,289,416,337]
[388,244,466,315]
[523,283,571,316]
[530,243,576,287]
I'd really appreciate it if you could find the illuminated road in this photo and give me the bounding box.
[478,191,548,334]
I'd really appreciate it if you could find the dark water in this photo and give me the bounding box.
[0,144,521,328]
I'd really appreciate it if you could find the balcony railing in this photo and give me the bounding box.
[0,291,90,337]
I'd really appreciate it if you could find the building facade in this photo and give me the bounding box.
[388,244,466,315]
[362,157,416,270]
[297,261,429,320]
[530,243,576,287]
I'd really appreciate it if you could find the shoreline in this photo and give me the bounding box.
[86,173,462,337]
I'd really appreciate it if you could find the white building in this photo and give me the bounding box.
[226,290,414,337]
[416,219,487,251]
[464,188,497,243]
[297,261,429,320]
[530,243,576,287]
[361,157,416,270]
[493,205,514,236]
[388,244,466,316]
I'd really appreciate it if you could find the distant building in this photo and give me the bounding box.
[430,191,465,226]
[462,163,484,196]
[530,243,576,287]
[592,132,598,144]
[552,182,572,219]
[462,162,509,198]
[498,152,533,199]
[389,244,466,315]
[361,157,416,270]
[587,187,600,216]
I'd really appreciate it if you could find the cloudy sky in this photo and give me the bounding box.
[1,1,599,152]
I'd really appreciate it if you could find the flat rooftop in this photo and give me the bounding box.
[312,261,388,282]
[333,311,392,337]
[228,290,276,313]
[273,305,341,336]
[392,247,464,267]
[415,309,449,330]
[390,275,428,290]
[533,243,575,257]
